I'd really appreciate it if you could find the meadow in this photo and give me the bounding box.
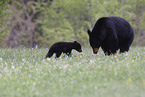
[0,47,145,97]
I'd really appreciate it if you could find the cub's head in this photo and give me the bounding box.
[73,41,82,52]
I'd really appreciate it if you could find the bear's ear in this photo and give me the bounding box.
[87,29,91,36]
[74,41,77,43]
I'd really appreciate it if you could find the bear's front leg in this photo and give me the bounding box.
[102,39,118,56]
[45,51,54,58]
[66,51,72,57]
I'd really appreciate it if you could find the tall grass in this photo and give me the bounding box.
[0,47,145,97]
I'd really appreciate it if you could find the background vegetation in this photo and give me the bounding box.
[0,0,145,48]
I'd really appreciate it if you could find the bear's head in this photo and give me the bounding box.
[87,29,100,54]
[73,41,82,52]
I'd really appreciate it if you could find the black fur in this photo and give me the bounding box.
[45,41,82,58]
[88,16,134,55]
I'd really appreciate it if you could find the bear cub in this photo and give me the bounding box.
[45,41,82,58]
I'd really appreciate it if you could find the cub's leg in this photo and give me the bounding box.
[45,51,54,58]
[55,52,62,58]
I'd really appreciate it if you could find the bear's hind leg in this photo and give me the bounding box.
[55,52,62,58]
[119,45,129,53]
[119,40,131,53]
[120,33,134,53]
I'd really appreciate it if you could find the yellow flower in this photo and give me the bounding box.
[0,58,2,61]
[70,78,73,80]
[143,80,145,85]
[126,77,132,86]
[91,68,95,71]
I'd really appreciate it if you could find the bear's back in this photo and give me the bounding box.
[49,42,73,52]
[107,16,134,42]
[93,16,133,41]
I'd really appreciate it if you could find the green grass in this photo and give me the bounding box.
[0,47,145,97]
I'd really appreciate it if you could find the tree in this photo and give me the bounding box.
[3,0,39,47]
[38,0,95,47]
[123,0,145,46]
[0,0,10,47]
[1,0,145,47]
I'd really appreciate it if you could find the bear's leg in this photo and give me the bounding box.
[119,45,129,53]
[105,51,111,56]
[45,51,54,58]
[109,38,118,55]
[119,39,132,53]
[55,52,62,58]
[110,48,118,55]
[66,51,72,57]
[63,50,72,57]
[103,50,116,56]
[120,32,134,53]
[104,49,117,56]
[102,39,118,56]
[102,48,111,56]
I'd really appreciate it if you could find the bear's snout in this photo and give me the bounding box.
[93,48,98,54]
[78,49,82,52]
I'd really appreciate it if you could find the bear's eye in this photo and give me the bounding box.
[90,38,101,48]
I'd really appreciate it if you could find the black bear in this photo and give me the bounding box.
[45,41,82,58]
[87,16,134,55]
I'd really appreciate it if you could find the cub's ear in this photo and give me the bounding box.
[87,29,91,36]
[74,41,77,43]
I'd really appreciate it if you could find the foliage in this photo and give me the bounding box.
[1,0,145,47]
[38,0,145,47]
[0,0,10,47]
[38,0,92,47]
[0,47,145,96]
[2,0,40,48]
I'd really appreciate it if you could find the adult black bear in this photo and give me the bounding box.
[45,41,82,58]
[87,16,134,55]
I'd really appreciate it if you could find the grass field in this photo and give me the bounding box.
[0,47,145,97]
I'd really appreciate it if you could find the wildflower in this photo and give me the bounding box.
[70,78,73,80]
[47,58,51,61]
[90,60,94,64]
[11,65,15,69]
[91,68,95,71]
[22,59,25,61]
[126,53,128,56]
[94,86,97,90]
[126,77,132,86]
[0,58,2,61]
[143,80,145,85]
